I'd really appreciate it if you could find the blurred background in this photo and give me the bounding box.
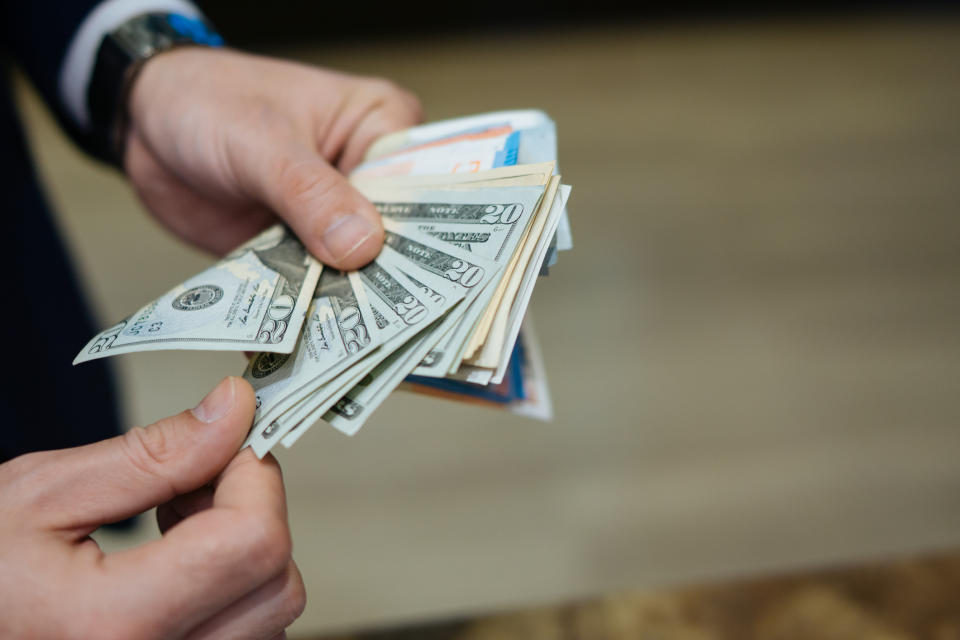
[14,3,960,637]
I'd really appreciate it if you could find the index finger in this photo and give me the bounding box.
[97,450,292,638]
[212,448,287,520]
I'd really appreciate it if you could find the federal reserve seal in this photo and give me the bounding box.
[172,285,224,311]
[250,352,289,379]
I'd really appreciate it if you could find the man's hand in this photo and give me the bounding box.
[0,377,305,639]
[124,48,423,269]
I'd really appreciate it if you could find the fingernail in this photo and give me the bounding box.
[322,213,377,263]
[192,377,236,423]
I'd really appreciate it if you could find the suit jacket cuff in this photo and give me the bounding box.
[58,0,204,130]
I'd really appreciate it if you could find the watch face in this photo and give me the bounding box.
[90,12,224,165]
[113,13,223,58]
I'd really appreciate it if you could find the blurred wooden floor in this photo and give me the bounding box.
[17,14,960,638]
[319,549,960,640]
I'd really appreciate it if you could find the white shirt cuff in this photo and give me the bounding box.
[59,0,204,129]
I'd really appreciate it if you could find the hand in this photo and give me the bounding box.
[0,377,305,639]
[124,47,423,269]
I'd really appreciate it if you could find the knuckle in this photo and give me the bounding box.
[282,570,308,624]
[364,77,402,97]
[404,91,425,123]
[240,97,295,138]
[243,515,293,577]
[275,158,339,212]
[357,80,422,132]
[386,80,420,106]
[119,425,177,495]
[361,77,418,111]
[387,106,421,131]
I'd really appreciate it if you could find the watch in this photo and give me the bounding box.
[87,12,224,166]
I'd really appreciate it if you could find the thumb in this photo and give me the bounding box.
[31,377,256,532]
[240,142,384,270]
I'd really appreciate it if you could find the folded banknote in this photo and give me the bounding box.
[75,110,572,456]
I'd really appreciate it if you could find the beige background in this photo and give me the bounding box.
[14,16,960,637]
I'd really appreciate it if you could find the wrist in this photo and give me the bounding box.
[88,11,224,167]
[125,47,202,140]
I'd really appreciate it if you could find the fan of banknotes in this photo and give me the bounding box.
[74,110,573,457]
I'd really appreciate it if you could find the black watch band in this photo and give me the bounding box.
[87,12,224,167]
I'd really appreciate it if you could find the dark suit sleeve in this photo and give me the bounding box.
[0,3,127,460]
[1,0,110,158]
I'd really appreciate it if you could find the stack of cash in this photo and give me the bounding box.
[74,111,572,457]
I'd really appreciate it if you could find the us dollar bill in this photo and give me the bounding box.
[471,184,571,382]
[302,222,502,440]
[457,179,558,364]
[278,344,395,448]
[254,245,468,455]
[242,270,381,451]
[281,278,455,447]
[466,177,562,370]
[319,311,446,438]
[371,185,546,376]
[353,162,555,193]
[382,220,500,290]
[353,110,572,252]
[74,225,321,364]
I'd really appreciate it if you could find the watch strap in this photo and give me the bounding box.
[87,12,223,166]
